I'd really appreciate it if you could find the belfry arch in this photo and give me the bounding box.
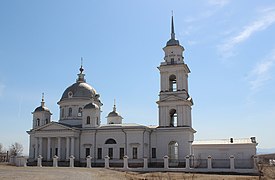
[169,74,177,92]
[169,109,177,127]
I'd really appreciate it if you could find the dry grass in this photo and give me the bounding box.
[124,171,258,180]
[0,163,260,180]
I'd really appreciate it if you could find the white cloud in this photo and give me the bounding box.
[249,49,275,91]
[219,7,275,58]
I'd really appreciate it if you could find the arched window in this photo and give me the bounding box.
[168,141,179,160]
[105,138,117,144]
[45,119,48,124]
[169,109,177,127]
[68,108,72,117]
[36,118,40,126]
[86,116,90,124]
[61,108,64,118]
[169,75,177,91]
[78,107,82,117]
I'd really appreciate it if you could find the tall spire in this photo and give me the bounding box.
[77,57,86,83]
[41,93,45,107]
[166,12,180,46]
[171,11,175,39]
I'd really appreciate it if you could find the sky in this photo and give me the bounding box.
[0,0,275,155]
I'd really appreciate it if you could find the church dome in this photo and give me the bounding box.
[60,82,97,101]
[107,111,119,117]
[33,94,51,113]
[34,105,50,112]
[107,103,121,117]
[59,64,98,101]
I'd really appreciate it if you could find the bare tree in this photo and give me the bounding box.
[9,142,23,156]
[0,143,3,153]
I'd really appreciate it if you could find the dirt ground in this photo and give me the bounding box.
[0,163,259,180]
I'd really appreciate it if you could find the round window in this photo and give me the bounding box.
[68,91,73,98]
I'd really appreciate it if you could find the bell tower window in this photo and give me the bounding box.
[169,109,177,127]
[169,75,177,92]
[171,58,174,64]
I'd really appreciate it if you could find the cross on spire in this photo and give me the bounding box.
[113,99,116,112]
[77,57,86,83]
[41,93,45,107]
[79,57,84,74]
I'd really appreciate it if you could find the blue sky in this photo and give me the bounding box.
[0,0,275,155]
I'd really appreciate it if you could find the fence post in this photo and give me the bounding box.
[86,155,92,168]
[69,155,75,168]
[22,157,27,167]
[207,155,212,169]
[123,155,129,169]
[230,155,235,170]
[143,157,148,169]
[185,155,190,169]
[53,155,59,167]
[37,155,43,167]
[163,155,169,169]
[105,155,110,168]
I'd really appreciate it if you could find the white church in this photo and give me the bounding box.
[27,16,257,168]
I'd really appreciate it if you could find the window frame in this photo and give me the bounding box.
[97,148,102,159]
[152,148,156,159]
[132,147,138,159]
[119,148,124,159]
[85,148,90,157]
[86,116,91,124]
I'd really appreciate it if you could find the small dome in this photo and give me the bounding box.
[84,102,99,109]
[60,82,97,101]
[34,106,50,113]
[107,111,119,117]
[166,39,180,46]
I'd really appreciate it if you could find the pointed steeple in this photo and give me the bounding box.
[171,14,175,40]
[166,14,180,46]
[77,57,86,83]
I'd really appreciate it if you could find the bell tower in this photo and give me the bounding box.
[157,15,193,128]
